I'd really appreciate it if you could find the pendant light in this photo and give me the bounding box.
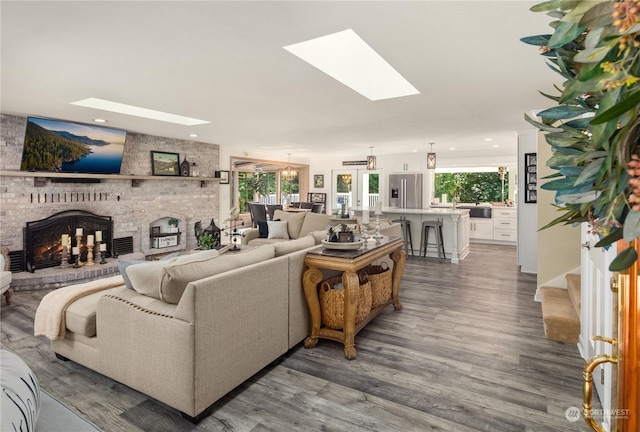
[367,146,377,170]
[427,142,436,169]
[283,153,296,180]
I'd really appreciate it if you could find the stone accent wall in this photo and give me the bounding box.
[0,114,221,259]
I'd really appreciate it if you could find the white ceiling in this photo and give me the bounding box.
[1,1,555,164]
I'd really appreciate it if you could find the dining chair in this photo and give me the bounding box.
[247,202,268,228]
[311,203,324,213]
[266,204,283,221]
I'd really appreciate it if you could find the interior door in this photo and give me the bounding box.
[331,169,383,213]
[580,222,617,430]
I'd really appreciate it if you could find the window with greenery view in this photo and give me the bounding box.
[434,172,508,203]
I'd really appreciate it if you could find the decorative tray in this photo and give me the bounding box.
[321,239,364,250]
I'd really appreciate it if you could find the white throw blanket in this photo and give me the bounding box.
[34,275,125,340]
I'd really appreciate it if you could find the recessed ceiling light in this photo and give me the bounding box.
[484,138,493,142]
[189,134,198,138]
[93,118,107,123]
[412,149,418,153]
[71,98,210,126]
[493,144,500,148]
[449,147,456,150]
[284,29,420,101]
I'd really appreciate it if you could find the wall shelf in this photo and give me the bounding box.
[0,170,218,187]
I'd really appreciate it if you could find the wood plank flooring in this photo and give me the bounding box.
[1,243,600,431]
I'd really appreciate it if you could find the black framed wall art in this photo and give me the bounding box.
[525,153,537,203]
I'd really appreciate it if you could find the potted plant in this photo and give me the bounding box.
[197,232,214,250]
[522,0,640,271]
[167,218,179,233]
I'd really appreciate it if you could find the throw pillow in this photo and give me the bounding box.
[117,260,146,289]
[118,252,182,290]
[272,210,305,239]
[257,220,269,238]
[267,221,289,240]
[1,350,41,432]
[298,212,330,237]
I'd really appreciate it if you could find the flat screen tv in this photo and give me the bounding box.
[20,116,127,174]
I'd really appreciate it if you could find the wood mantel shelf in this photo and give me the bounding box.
[0,170,219,187]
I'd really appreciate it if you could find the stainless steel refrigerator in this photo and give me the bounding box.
[389,173,423,209]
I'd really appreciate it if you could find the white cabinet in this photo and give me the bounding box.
[470,218,493,240]
[493,208,517,243]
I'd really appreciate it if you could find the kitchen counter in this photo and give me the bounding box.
[354,206,470,263]
[427,204,518,244]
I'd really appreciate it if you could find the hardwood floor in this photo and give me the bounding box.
[1,243,599,431]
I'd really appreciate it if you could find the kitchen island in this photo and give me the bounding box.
[355,207,470,263]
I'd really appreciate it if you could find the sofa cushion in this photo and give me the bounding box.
[126,250,219,300]
[267,221,289,240]
[65,287,124,337]
[160,245,276,304]
[306,230,329,245]
[273,236,315,257]
[273,210,305,239]
[118,253,181,290]
[257,220,269,238]
[299,212,330,238]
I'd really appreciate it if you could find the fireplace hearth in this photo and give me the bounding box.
[24,210,113,272]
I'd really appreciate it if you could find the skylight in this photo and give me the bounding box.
[70,98,210,126]
[284,29,419,101]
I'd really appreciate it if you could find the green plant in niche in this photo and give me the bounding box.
[522,0,640,271]
[198,232,214,250]
[168,218,178,227]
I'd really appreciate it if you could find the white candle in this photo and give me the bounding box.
[76,228,83,236]
[61,234,69,247]
[95,231,102,242]
[362,209,370,224]
[72,247,79,255]
[375,201,383,215]
[87,235,94,246]
[100,243,106,252]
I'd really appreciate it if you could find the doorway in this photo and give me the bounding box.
[331,169,383,213]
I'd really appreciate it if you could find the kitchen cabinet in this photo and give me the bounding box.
[492,208,517,243]
[469,218,493,240]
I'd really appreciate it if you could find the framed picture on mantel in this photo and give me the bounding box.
[151,151,180,176]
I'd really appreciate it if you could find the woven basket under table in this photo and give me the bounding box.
[362,262,392,308]
[319,274,372,330]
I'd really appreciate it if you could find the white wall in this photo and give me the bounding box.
[536,131,581,287]
[517,129,538,274]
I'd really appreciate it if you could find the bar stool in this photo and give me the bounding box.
[419,219,446,262]
[392,217,414,256]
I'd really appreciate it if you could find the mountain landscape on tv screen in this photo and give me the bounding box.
[20,118,126,174]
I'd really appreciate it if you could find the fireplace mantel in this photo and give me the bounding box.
[0,170,219,187]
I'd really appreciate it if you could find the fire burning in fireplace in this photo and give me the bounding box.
[24,210,113,272]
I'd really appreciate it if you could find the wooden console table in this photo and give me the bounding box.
[302,236,406,359]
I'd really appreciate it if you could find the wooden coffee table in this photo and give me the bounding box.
[302,236,405,359]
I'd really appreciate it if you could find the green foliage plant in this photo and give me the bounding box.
[522,0,640,271]
[198,232,214,249]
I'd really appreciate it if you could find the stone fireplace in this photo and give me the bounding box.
[24,210,113,271]
[1,114,221,286]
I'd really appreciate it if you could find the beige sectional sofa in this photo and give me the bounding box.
[242,209,402,246]
[43,237,318,423]
[241,209,330,246]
